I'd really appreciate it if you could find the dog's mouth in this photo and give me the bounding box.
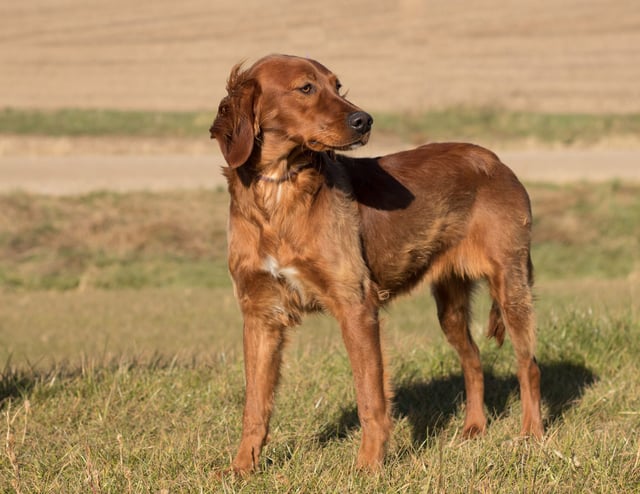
[307,132,370,152]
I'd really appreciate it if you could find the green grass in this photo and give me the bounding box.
[1,291,638,492]
[532,182,640,280]
[1,183,638,291]
[0,108,215,139]
[1,184,639,492]
[374,108,640,146]
[3,106,640,145]
[0,189,230,291]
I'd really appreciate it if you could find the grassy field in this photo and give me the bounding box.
[3,107,640,147]
[1,184,639,492]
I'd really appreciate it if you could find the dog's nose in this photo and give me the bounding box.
[347,111,373,134]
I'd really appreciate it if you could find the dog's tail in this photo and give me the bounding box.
[487,253,534,347]
[487,300,506,346]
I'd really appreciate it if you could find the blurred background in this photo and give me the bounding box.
[1,0,639,191]
[2,0,639,112]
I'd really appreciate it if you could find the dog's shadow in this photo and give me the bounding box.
[316,361,596,446]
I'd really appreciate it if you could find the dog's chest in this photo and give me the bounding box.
[229,177,368,313]
[262,254,303,291]
[257,193,363,303]
[256,214,315,305]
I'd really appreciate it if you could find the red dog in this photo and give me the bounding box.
[210,54,542,473]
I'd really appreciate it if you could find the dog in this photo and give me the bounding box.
[210,54,543,473]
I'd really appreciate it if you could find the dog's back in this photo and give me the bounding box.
[339,142,532,298]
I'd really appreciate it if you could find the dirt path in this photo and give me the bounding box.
[2,1,639,194]
[2,146,638,195]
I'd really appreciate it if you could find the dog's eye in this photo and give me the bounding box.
[298,83,314,94]
[336,81,348,97]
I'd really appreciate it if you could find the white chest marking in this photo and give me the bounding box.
[263,255,303,293]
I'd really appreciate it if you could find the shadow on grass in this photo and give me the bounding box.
[0,367,38,408]
[316,361,596,446]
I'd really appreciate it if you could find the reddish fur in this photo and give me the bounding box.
[210,54,543,474]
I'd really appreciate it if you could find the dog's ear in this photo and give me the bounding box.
[210,65,260,168]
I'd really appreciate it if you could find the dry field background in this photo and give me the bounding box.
[1,0,640,191]
[2,0,640,113]
[1,0,639,350]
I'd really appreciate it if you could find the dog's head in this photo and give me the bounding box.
[210,54,372,168]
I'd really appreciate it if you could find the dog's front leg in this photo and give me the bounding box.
[232,313,287,474]
[337,300,392,471]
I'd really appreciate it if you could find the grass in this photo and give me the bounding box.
[1,183,638,291]
[2,106,640,146]
[0,108,215,139]
[0,189,230,291]
[373,109,640,146]
[1,184,639,492]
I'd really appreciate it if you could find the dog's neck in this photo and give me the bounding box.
[232,141,323,185]
[257,162,316,184]
[254,138,313,178]
[224,148,330,218]
[254,149,326,192]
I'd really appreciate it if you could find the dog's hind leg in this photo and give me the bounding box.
[488,253,543,439]
[432,277,487,437]
[432,276,487,437]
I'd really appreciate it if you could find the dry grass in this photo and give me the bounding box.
[0,190,228,290]
[532,182,640,280]
[1,183,638,291]
[1,292,638,492]
[1,184,639,492]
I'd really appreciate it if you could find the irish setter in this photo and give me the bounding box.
[210,54,543,473]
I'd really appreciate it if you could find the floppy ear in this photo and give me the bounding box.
[210,65,259,168]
